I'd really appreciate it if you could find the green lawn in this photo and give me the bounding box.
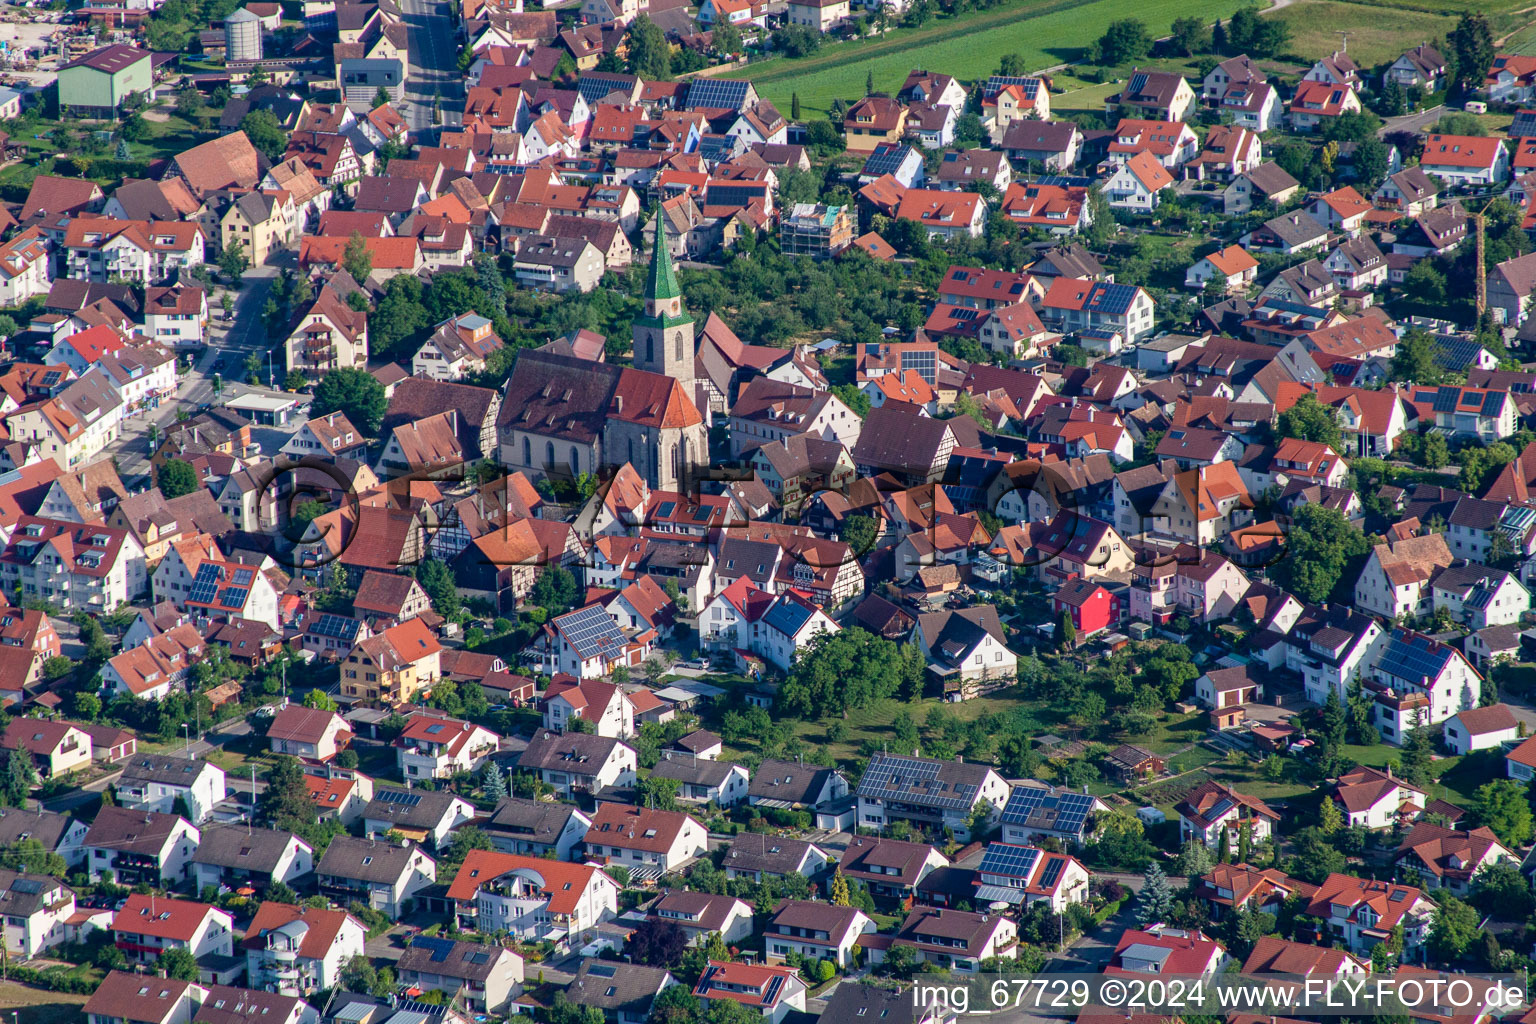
[744,0,1253,118]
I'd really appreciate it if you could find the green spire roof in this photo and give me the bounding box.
[647,213,683,303]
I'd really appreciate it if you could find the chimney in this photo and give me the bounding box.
[615,395,623,414]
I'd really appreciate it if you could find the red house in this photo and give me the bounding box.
[1053,576,1121,641]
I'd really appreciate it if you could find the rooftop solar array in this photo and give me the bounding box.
[187,563,222,605]
[1038,856,1065,890]
[1000,787,1095,834]
[1376,633,1453,687]
[684,78,751,112]
[556,603,627,660]
[412,935,457,962]
[856,754,978,810]
[311,614,361,639]
[375,788,422,808]
[978,842,1041,880]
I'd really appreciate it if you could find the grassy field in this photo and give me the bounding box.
[0,981,90,1024]
[744,0,1253,117]
[1264,0,1460,68]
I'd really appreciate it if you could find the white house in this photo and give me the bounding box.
[83,806,200,887]
[0,871,76,957]
[1332,765,1426,830]
[763,900,875,968]
[245,902,368,996]
[543,677,635,738]
[1419,134,1510,186]
[394,715,500,780]
[110,893,234,965]
[518,730,638,797]
[650,889,755,946]
[447,850,619,942]
[1444,704,1521,756]
[584,803,708,875]
[1175,780,1279,851]
[115,753,227,825]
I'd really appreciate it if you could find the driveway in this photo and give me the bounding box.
[1044,871,1170,971]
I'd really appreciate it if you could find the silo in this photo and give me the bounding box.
[224,8,262,63]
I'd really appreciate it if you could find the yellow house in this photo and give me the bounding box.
[1,718,93,779]
[991,79,1051,135]
[342,618,442,703]
[220,190,298,266]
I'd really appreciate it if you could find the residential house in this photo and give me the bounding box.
[115,753,226,825]
[244,902,367,995]
[1443,704,1520,755]
[362,786,475,850]
[855,752,1009,842]
[190,825,314,894]
[1305,873,1432,958]
[649,889,754,946]
[446,849,618,942]
[694,961,806,1024]
[396,936,524,1013]
[518,730,637,797]
[83,806,200,887]
[110,893,234,965]
[584,803,707,877]
[1176,780,1279,851]
[315,834,435,916]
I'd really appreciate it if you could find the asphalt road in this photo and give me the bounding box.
[1380,104,1446,139]
[113,266,279,482]
[401,0,464,133]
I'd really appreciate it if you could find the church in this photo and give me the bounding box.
[497,218,708,492]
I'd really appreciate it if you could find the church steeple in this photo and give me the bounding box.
[646,212,683,305]
[633,212,695,389]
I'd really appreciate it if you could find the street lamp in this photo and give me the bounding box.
[182,722,190,757]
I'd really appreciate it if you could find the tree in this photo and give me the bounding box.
[310,367,387,435]
[713,20,743,56]
[627,16,671,79]
[627,917,689,967]
[830,867,851,906]
[483,761,508,800]
[341,230,373,284]
[1449,12,1495,92]
[1428,895,1480,961]
[156,946,199,981]
[1392,330,1444,384]
[1217,824,1231,863]
[1400,726,1435,787]
[0,838,66,877]
[257,755,316,830]
[775,627,923,718]
[1472,779,1534,846]
[443,825,493,869]
[638,774,681,811]
[866,69,875,95]
[1286,827,1347,883]
[1058,608,1077,649]
[303,688,338,711]
[415,558,461,617]
[1094,19,1151,66]
[239,109,287,160]
[1135,861,1174,925]
[790,91,801,120]
[157,458,198,500]
[529,566,578,615]
[1274,504,1372,605]
[0,749,35,807]
[1319,796,1344,834]
[371,86,392,109]
[116,138,131,161]
[1277,392,1341,446]
[1436,111,1487,137]
[1321,690,1347,751]
[1351,136,1392,190]
[72,691,101,721]
[1169,17,1207,56]
[650,984,700,1024]
[1176,838,1213,878]
[218,239,249,280]
[1471,859,1535,919]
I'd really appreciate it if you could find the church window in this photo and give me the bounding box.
[522,437,531,466]
[545,442,555,468]
[671,444,681,482]
[570,447,580,474]
[674,331,683,361]
[646,336,654,364]
[628,439,634,467]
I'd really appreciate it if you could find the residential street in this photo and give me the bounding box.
[114,265,280,482]
[401,0,463,134]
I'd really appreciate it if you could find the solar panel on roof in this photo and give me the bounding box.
[1001,787,1094,834]
[684,78,751,111]
[376,789,422,807]
[231,568,256,587]
[10,878,41,894]
[218,587,249,608]
[979,843,1041,879]
[1038,856,1065,890]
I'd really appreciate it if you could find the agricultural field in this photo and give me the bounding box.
[1263,0,1458,68]
[744,0,1254,117]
